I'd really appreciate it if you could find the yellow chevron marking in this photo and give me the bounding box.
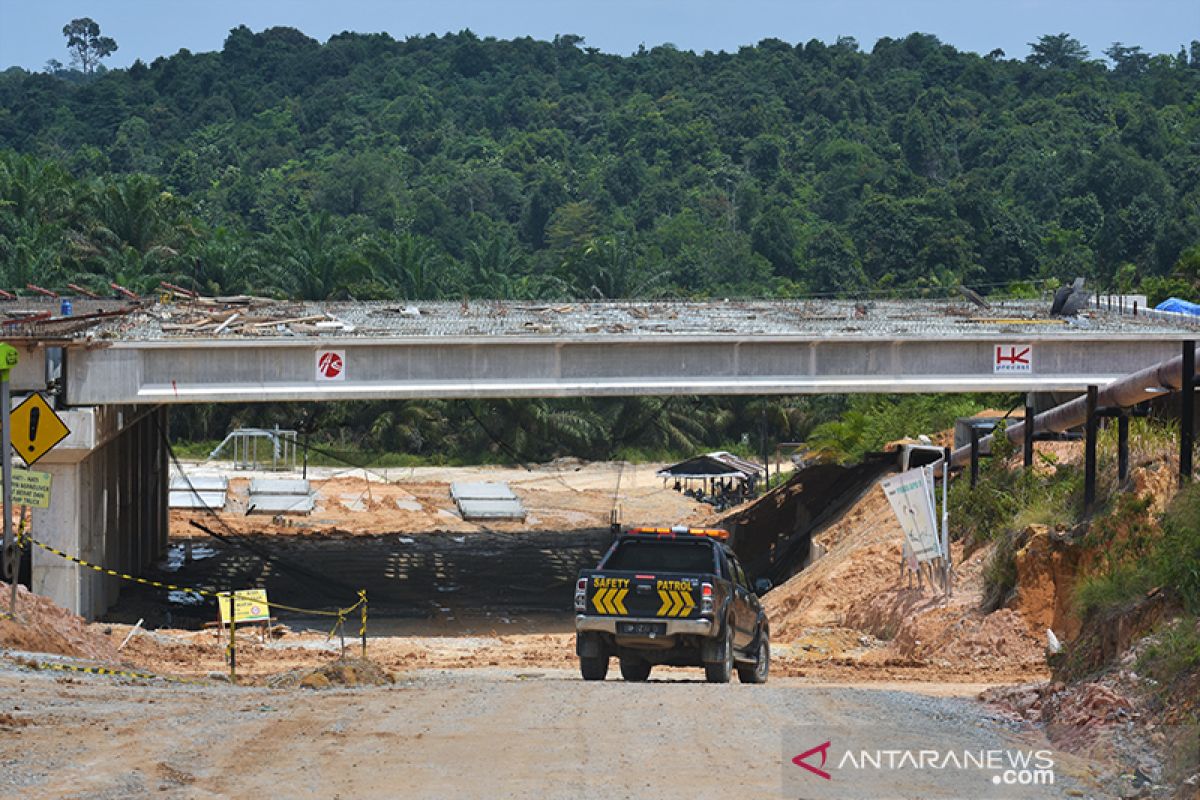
[592,587,611,614]
[657,590,672,616]
[677,591,695,617]
[610,588,628,615]
[668,590,683,617]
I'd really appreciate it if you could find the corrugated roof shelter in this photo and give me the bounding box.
[656,452,763,482]
[450,482,526,521]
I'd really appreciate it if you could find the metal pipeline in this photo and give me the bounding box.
[948,352,1196,468]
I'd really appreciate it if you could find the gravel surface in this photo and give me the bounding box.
[0,660,1111,799]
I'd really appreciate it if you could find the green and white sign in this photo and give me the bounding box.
[11,468,51,508]
[881,467,942,563]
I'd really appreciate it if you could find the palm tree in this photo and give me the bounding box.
[563,235,669,299]
[74,174,192,290]
[0,152,74,290]
[367,232,446,300]
[468,399,604,462]
[462,236,541,300]
[183,225,263,296]
[263,212,371,300]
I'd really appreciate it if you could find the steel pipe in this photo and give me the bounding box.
[949,350,1200,468]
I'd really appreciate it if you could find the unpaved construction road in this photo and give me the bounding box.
[0,664,1107,800]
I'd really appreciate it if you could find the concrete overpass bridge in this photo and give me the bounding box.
[6,297,1199,616]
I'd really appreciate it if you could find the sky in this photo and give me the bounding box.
[0,0,1197,71]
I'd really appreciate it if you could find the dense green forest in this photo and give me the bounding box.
[2,27,1199,461]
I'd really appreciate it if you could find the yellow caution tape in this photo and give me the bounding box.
[29,660,209,686]
[23,535,208,598]
[22,533,363,619]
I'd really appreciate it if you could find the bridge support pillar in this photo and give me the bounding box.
[29,405,167,619]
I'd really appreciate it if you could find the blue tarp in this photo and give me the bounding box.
[1155,297,1200,316]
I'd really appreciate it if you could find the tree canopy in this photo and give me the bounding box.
[0,28,1197,304]
[3,27,1198,460]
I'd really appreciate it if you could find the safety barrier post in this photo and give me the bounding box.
[359,590,368,659]
[228,592,237,685]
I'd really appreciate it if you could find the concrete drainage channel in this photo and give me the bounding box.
[101,529,614,634]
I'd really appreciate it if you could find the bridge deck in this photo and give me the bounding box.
[6,299,1198,402]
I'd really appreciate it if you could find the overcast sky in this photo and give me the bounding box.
[1,0,1196,72]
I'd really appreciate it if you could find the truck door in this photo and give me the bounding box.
[729,558,757,650]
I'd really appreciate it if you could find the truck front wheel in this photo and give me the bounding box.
[580,655,609,681]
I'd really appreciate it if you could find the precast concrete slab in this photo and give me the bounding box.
[450,482,519,500]
[246,494,316,514]
[169,475,229,492]
[248,478,311,496]
[168,490,228,510]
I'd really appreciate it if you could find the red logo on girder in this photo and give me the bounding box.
[995,346,1031,365]
[317,351,344,380]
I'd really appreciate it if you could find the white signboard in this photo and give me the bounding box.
[993,343,1033,374]
[315,350,346,381]
[881,467,943,563]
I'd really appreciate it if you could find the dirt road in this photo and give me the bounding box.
[0,663,1106,800]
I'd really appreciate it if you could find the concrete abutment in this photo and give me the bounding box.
[29,405,167,619]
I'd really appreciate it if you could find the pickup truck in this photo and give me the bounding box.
[574,526,771,683]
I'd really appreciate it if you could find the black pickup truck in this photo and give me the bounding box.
[574,526,771,683]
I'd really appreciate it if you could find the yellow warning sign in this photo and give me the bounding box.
[10,393,70,466]
[217,589,271,624]
[12,468,51,508]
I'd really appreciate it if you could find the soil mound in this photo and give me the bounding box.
[0,582,120,661]
[268,657,394,689]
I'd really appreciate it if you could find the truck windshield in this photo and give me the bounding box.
[602,540,716,573]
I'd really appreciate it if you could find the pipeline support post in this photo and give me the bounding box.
[1117,413,1130,488]
[1182,341,1195,485]
[969,427,980,489]
[1084,385,1098,515]
[941,446,951,599]
[1023,393,1035,469]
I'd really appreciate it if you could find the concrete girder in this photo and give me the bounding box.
[63,335,1185,404]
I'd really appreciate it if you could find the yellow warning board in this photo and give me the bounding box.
[12,468,51,508]
[10,393,70,466]
[217,589,271,624]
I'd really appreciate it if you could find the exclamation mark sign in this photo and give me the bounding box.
[27,406,39,452]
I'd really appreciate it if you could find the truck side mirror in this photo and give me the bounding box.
[754,578,772,596]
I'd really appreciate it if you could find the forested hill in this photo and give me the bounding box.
[2,28,1200,302]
